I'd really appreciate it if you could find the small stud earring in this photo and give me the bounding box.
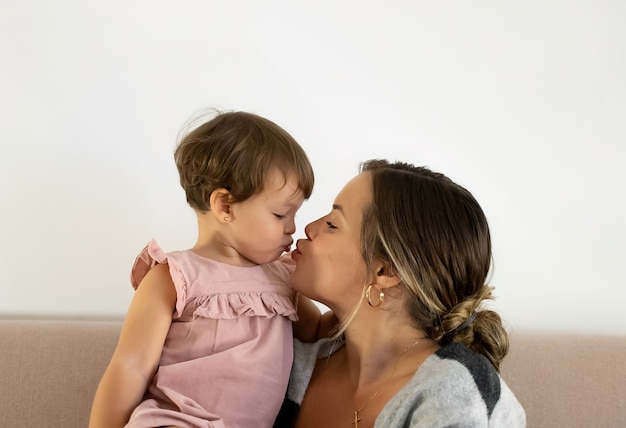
[224,216,230,222]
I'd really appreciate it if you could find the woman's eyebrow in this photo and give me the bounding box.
[332,204,345,216]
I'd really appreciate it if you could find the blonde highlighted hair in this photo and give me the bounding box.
[358,159,509,370]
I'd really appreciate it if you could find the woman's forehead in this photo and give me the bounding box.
[334,173,371,217]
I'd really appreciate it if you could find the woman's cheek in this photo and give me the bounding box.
[291,260,318,292]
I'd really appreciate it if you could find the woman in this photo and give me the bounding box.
[275,160,525,427]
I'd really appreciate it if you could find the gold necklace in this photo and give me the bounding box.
[351,338,423,427]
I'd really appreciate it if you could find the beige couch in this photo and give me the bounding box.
[1,319,625,427]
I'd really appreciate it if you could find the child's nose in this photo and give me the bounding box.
[285,217,296,235]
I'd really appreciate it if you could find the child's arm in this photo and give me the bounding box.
[88,263,176,428]
[293,295,338,342]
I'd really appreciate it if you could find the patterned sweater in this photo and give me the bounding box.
[274,338,526,427]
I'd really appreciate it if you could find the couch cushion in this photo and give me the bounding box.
[2,320,625,428]
[501,331,626,428]
[0,319,121,427]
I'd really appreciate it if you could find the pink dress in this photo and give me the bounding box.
[125,240,297,428]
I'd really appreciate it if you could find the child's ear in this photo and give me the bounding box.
[373,262,401,290]
[209,188,232,223]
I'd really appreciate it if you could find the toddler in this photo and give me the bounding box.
[89,111,315,428]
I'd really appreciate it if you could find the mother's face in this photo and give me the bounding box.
[290,172,372,312]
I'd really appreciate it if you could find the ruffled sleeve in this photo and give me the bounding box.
[130,240,188,319]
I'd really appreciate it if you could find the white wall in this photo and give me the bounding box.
[1,1,624,335]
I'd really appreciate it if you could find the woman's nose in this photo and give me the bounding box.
[304,217,323,239]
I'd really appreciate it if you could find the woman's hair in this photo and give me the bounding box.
[174,110,314,212]
[360,159,509,370]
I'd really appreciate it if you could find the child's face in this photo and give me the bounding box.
[228,169,305,265]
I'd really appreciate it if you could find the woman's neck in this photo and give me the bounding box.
[341,319,437,388]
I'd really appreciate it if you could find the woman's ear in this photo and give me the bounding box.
[373,262,402,290]
[209,188,232,223]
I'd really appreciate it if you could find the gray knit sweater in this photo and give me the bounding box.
[273,338,526,427]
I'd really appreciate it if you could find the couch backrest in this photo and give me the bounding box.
[0,319,121,428]
[501,330,626,428]
[1,320,625,427]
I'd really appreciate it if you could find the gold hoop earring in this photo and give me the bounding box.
[365,285,384,307]
[223,216,230,222]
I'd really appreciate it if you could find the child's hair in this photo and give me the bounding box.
[359,159,509,371]
[174,110,314,212]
